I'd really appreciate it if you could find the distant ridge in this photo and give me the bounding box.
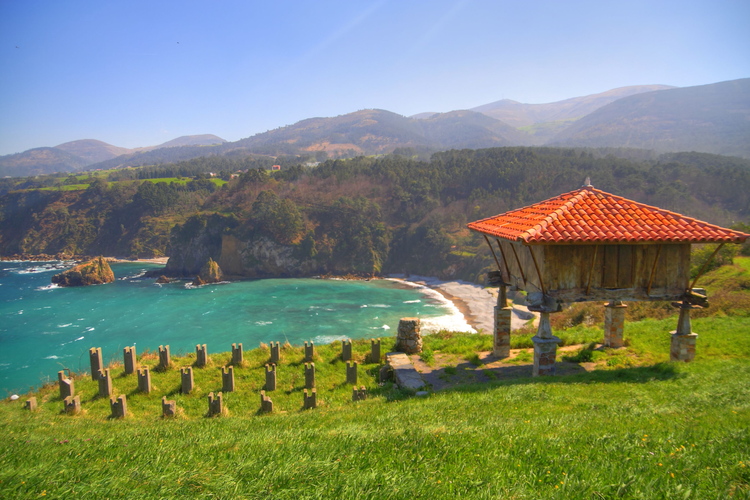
[152,134,226,149]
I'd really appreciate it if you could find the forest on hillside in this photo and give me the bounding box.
[1,147,748,281]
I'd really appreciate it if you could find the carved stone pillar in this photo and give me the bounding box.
[532,312,561,376]
[493,285,512,358]
[670,302,698,362]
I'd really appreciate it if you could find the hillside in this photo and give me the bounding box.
[0,147,88,177]
[151,134,226,149]
[551,78,750,157]
[54,139,133,165]
[471,84,674,127]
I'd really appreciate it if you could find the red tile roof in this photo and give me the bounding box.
[468,186,750,244]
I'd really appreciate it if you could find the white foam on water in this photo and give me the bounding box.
[36,284,61,291]
[85,327,95,332]
[368,304,391,308]
[403,299,421,304]
[58,324,72,328]
[312,334,349,344]
[360,305,368,308]
[44,355,61,360]
[255,321,272,326]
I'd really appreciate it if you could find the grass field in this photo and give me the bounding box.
[1,260,749,499]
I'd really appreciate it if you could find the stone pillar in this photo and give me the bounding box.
[305,362,316,389]
[265,363,277,391]
[98,368,113,397]
[137,367,151,394]
[195,344,208,367]
[162,396,176,417]
[532,312,561,377]
[222,366,235,392]
[231,343,243,365]
[110,395,127,418]
[64,395,81,414]
[346,361,358,385]
[304,341,314,362]
[207,392,223,416]
[158,345,171,370]
[352,386,367,402]
[181,367,194,394]
[58,371,74,399]
[493,286,512,358]
[25,397,37,411]
[342,339,352,361]
[260,391,273,413]
[369,338,381,363]
[123,346,137,375]
[89,347,103,380]
[603,300,627,348]
[396,317,422,354]
[303,388,317,409]
[269,342,280,364]
[670,303,698,362]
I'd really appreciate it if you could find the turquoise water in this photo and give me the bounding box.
[0,262,459,395]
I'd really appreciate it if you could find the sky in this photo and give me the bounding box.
[0,0,748,156]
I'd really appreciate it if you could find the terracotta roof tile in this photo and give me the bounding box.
[467,186,750,244]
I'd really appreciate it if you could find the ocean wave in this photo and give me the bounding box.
[312,334,349,344]
[58,323,72,328]
[370,324,391,330]
[85,327,95,332]
[368,304,391,308]
[403,299,421,304]
[36,284,61,291]
[255,321,272,326]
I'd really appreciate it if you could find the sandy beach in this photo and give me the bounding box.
[389,275,539,334]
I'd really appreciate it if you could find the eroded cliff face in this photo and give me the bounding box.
[51,256,115,287]
[218,234,320,278]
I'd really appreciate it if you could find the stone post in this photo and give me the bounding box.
[222,366,235,392]
[195,344,208,367]
[260,391,273,413]
[269,341,280,364]
[305,362,316,389]
[342,339,352,361]
[346,361,358,385]
[181,367,194,394]
[494,286,512,358]
[369,338,381,364]
[98,368,113,397]
[396,318,422,354]
[532,312,562,377]
[64,395,81,414]
[137,367,151,394]
[58,370,74,399]
[303,388,317,409]
[352,386,367,402]
[603,300,627,348]
[265,363,277,391]
[123,346,137,375]
[670,302,699,362]
[25,397,37,411]
[110,395,127,418]
[89,347,103,380]
[207,392,223,416]
[304,341,314,362]
[162,396,176,417]
[158,345,171,370]
[231,343,243,365]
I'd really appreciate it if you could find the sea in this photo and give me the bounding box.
[0,261,470,395]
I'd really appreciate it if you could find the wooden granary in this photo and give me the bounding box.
[468,182,749,375]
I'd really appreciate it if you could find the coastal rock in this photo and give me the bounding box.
[199,258,223,283]
[155,275,171,284]
[51,256,115,287]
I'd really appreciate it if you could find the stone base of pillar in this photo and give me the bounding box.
[493,306,512,358]
[603,301,627,348]
[670,332,698,362]
[532,335,561,376]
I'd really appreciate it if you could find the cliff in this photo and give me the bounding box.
[51,256,115,287]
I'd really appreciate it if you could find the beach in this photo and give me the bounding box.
[389,275,539,334]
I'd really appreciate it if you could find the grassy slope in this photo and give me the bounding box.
[1,261,749,499]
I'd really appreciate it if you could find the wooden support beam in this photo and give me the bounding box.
[689,242,725,291]
[495,239,512,283]
[509,242,527,288]
[483,234,502,272]
[646,244,663,296]
[527,245,546,295]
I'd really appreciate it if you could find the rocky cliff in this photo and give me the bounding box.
[51,256,115,287]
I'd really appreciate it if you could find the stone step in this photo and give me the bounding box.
[385,352,425,390]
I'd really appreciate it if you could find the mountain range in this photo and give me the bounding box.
[2,79,748,178]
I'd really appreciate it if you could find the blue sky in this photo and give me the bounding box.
[0,0,748,156]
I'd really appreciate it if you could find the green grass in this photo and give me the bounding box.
[33,177,227,192]
[1,261,749,499]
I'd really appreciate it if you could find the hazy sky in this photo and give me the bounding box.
[1,0,748,155]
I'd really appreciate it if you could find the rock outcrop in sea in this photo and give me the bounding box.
[191,258,223,286]
[51,256,115,287]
